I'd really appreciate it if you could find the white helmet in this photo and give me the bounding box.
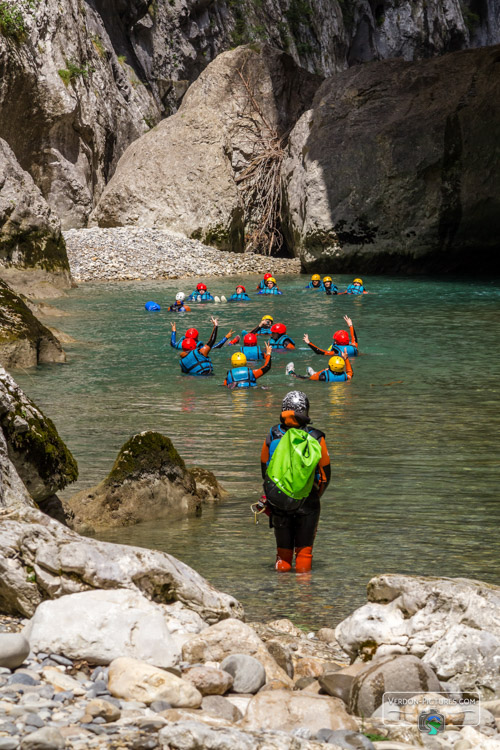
[175,292,185,302]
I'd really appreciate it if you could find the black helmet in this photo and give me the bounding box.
[282,391,309,415]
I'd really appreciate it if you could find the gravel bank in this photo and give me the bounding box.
[64,228,301,282]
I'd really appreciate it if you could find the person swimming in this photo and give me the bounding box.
[249,315,274,335]
[303,315,359,357]
[168,292,191,312]
[255,273,273,291]
[258,277,282,295]
[186,283,215,302]
[227,285,251,302]
[323,277,338,295]
[240,333,264,361]
[223,343,272,388]
[178,318,218,376]
[340,278,367,295]
[270,323,295,350]
[304,274,325,290]
[286,351,353,382]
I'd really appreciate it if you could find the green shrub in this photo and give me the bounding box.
[0,1,26,41]
[58,59,93,86]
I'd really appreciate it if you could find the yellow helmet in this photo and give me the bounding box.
[323,276,332,282]
[262,315,274,322]
[267,277,276,284]
[328,356,345,373]
[231,352,247,367]
[311,274,321,281]
[353,278,363,285]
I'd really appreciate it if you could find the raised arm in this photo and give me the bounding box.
[253,342,272,379]
[170,321,178,348]
[303,333,329,355]
[343,350,354,380]
[343,316,358,348]
[206,317,219,348]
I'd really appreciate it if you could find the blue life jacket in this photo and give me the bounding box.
[325,285,339,295]
[258,287,282,295]
[145,301,161,311]
[168,303,189,312]
[305,282,325,290]
[226,367,257,388]
[346,284,365,295]
[180,349,213,376]
[327,343,358,357]
[241,345,263,361]
[171,333,204,350]
[270,334,295,350]
[228,293,251,302]
[255,326,272,335]
[187,290,215,302]
[320,369,349,382]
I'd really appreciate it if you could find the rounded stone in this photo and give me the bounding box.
[220,654,266,694]
[0,634,30,670]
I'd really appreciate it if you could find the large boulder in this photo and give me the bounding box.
[24,589,182,667]
[335,574,500,699]
[0,509,243,622]
[0,139,71,297]
[68,431,225,533]
[241,690,358,733]
[92,44,321,250]
[0,366,77,502]
[108,657,202,707]
[283,45,500,273]
[182,618,293,686]
[0,280,66,369]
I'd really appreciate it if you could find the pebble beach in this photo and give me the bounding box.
[64,229,301,283]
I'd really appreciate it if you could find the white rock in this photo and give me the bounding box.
[0,633,30,669]
[241,690,358,733]
[24,589,181,667]
[20,727,65,749]
[108,657,202,707]
[41,667,86,695]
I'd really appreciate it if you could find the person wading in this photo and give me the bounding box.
[260,391,330,572]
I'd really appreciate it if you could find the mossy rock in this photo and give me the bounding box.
[0,368,78,501]
[189,466,227,502]
[105,430,186,485]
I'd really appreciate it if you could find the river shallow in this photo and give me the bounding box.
[15,274,500,627]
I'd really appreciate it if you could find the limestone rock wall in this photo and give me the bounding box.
[283,44,500,273]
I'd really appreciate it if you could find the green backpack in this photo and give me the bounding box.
[264,428,322,513]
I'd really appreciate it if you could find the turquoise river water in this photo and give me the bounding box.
[15,274,500,627]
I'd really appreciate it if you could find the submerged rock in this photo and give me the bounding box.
[0,139,71,298]
[0,366,77,502]
[0,281,66,369]
[92,44,321,250]
[283,44,500,273]
[68,431,225,533]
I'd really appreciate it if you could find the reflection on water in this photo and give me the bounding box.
[15,275,500,626]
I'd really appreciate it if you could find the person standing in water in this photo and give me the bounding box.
[260,391,330,572]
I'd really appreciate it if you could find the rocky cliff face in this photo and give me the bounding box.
[283,45,500,272]
[91,44,321,250]
[0,139,71,297]
[1,0,498,233]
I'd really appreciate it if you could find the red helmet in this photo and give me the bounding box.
[271,323,286,335]
[333,330,349,345]
[185,328,199,340]
[196,283,207,291]
[264,273,273,280]
[236,285,246,293]
[243,333,257,346]
[182,338,197,351]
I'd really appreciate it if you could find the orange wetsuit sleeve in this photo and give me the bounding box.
[253,355,271,379]
[261,437,270,478]
[309,370,323,381]
[349,325,358,349]
[345,356,353,380]
[199,343,211,356]
[308,341,329,356]
[286,342,295,350]
[185,305,191,312]
[316,437,331,496]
